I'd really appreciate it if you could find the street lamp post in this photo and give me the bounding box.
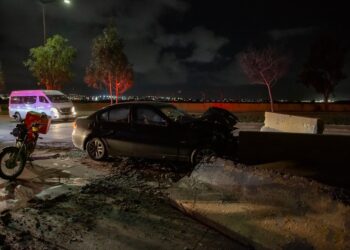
[39,0,71,44]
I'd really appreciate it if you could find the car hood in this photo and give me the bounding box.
[177,107,238,132]
[51,102,74,109]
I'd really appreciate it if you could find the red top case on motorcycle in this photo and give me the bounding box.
[24,111,52,134]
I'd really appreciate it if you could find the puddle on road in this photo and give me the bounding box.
[0,148,101,213]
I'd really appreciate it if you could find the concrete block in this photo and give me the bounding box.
[0,199,18,213]
[168,159,350,250]
[238,131,350,165]
[261,112,324,134]
[35,184,74,201]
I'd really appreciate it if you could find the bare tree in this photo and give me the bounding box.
[239,47,289,112]
[299,34,347,103]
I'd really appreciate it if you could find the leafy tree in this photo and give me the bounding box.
[85,25,133,104]
[299,34,347,103]
[0,62,4,92]
[24,35,76,90]
[239,47,289,112]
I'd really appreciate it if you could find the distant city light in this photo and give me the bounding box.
[62,93,349,104]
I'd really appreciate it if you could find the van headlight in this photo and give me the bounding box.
[51,108,59,117]
[71,106,76,115]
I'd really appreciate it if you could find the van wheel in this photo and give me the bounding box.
[86,137,107,161]
[14,112,22,122]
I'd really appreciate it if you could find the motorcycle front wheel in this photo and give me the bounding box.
[0,147,26,180]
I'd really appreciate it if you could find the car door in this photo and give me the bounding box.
[36,96,51,115]
[130,105,178,160]
[96,105,133,157]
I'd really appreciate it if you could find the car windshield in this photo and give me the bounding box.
[160,106,190,121]
[46,95,70,103]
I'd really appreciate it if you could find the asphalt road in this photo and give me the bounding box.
[0,116,74,148]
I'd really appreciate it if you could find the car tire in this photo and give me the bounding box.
[14,112,22,122]
[190,147,216,166]
[86,137,107,161]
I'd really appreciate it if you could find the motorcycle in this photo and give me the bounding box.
[0,112,51,180]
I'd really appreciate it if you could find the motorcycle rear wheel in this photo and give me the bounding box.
[0,147,26,180]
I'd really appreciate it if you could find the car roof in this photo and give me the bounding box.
[108,101,175,108]
[91,101,175,116]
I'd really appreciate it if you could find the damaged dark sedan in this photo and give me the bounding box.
[72,102,238,165]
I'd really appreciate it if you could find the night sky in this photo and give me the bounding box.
[0,0,349,100]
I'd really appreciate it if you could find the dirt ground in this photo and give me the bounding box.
[0,147,247,250]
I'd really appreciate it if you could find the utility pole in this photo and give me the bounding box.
[39,0,71,44]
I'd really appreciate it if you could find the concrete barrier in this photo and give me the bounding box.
[238,131,350,165]
[172,102,350,113]
[260,112,324,134]
[168,159,350,250]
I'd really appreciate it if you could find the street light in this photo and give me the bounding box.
[39,0,71,44]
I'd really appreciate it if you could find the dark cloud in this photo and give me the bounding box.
[143,52,188,85]
[269,27,316,40]
[185,27,229,63]
[217,55,248,86]
[0,0,194,92]
[156,27,229,63]
[0,0,349,99]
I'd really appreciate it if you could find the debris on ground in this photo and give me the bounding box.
[0,154,246,250]
[168,158,350,250]
[34,184,75,201]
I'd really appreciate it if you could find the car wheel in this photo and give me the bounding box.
[86,137,107,161]
[14,112,22,122]
[190,147,216,166]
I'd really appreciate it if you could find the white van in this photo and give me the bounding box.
[9,90,77,121]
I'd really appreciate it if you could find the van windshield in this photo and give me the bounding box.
[46,95,70,103]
